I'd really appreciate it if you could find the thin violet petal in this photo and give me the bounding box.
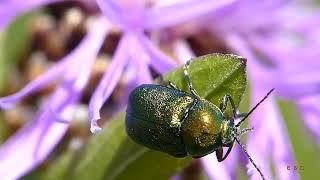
[173,40,195,64]
[249,36,320,73]
[132,58,153,84]
[280,8,320,36]
[230,34,276,178]
[202,154,232,180]
[138,34,177,73]
[128,34,153,84]
[0,16,109,179]
[230,33,295,179]
[96,0,127,30]
[246,90,273,180]
[248,35,320,69]
[268,100,298,180]
[0,85,80,180]
[145,0,237,30]
[297,95,320,143]
[224,33,273,83]
[248,37,320,99]
[0,16,109,109]
[90,120,102,134]
[65,16,110,91]
[247,85,297,180]
[210,1,282,33]
[89,36,129,133]
[274,74,320,99]
[170,174,181,180]
[226,30,298,180]
[0,0,60,29]
[0,53,71,109]
[201,146,239,180]
[117,62,137,106]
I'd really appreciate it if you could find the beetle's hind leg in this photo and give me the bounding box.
[158,76,180,90]
[184,60,201,99]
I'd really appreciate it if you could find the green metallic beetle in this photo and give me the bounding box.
[125,60,273,180]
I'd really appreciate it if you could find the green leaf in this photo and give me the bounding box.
[0,11,38,143]
[277,100,320,180]
[165,53,247,116]
[70,53,247,180]
[41,150,75,180]
[70,114,191,180]
[0,112,6,143]
[0,12,35,93]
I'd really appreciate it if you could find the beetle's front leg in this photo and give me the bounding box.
[183,60,201,99]
[158,76,180,90]
[219,94,237,118]
[219,95,228,113]
[216,143,234,162]
[216,147,224,162]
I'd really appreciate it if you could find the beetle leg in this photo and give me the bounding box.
[216,147,223,162]
[217,142,234,162]
[158,76,180,90]
[183,60,201,99]
[176,99,197,134]
[219,95,228,113]
[167,81,179,90]
[219,94,237,118]
[236,112,248,119]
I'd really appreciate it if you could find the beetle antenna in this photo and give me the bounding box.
[235,88,274,127]
[239,127,254,136]
[235,137,265,180]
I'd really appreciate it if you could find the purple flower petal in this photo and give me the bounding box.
[0,16,109,179]
[224,33,273,82]
[145,0,237,30]
[0,53,71,109]
[173,40,195,64]
[115,33,154,107]
[0,16,109,109]
[273,71,320,99]
[247,36,320,99]
[225,33,297,179]
[0,51,80,180]
[127,34,153,84]
[0,90,78,180]
[279,8,320,37]
[138,34,177,73]
[297,95,320,143]
[268,102,298,180]
[209,1,282,33]
[201,146,240,180]
[247,87,298,180]
[89,35,130,133]
[0,0,60,30]
[96,0,127,30]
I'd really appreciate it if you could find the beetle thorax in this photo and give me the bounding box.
[180,99,224,157]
